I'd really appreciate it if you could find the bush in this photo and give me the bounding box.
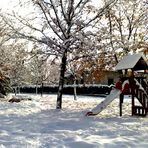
[0,75,12,96]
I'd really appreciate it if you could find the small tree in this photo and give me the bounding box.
[0,72,12,97]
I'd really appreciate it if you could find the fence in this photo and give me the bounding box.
[13,84,113,95]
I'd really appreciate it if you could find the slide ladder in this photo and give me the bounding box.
[86,89,121,116]
[133,86,148,117]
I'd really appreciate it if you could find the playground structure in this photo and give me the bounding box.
[86,53,148,117]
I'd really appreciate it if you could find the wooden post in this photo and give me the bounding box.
[131,94,135,116]
[41,82,43,97]
[119,93,124,116]
[129,70,135,116]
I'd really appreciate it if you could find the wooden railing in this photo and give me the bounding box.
[133,88,148,116]
[135,89,147,106]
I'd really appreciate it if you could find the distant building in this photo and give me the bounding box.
[65,70,119,86]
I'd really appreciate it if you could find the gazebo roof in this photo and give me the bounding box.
[115,53,148,71]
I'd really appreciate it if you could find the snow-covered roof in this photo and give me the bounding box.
[115,53,148,71]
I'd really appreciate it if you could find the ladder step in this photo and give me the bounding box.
[133,106,147,117]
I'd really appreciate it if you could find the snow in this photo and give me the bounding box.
[115,53,147,71]
[0,93,147,147]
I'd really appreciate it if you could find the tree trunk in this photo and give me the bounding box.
[41,82,43,97]
[73,78,77,100]
[36,84,38,95]
[14,87,17,96]
[56,49,67,109]
[18,86,20,94]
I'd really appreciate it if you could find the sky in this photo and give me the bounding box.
[0,0,34,16]
[0,0,18,11]
[0,0,103,11]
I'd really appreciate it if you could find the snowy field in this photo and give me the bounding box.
[0,93,147,148]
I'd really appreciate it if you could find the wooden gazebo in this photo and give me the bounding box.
[115,53,148,116]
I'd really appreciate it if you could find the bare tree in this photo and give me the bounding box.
[1,0,117,108]
[104,0,147,57]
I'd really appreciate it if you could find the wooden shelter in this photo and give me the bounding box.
[115,53,148,116]
[115,53,148,71]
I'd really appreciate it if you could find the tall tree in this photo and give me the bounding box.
[2,0,117,108]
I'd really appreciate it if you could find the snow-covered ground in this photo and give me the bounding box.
[0,93,147,148]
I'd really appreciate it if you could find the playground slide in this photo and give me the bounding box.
[86,88,121,116]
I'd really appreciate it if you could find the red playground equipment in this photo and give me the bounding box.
[115,53,148,116]
[86,53,148,117]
